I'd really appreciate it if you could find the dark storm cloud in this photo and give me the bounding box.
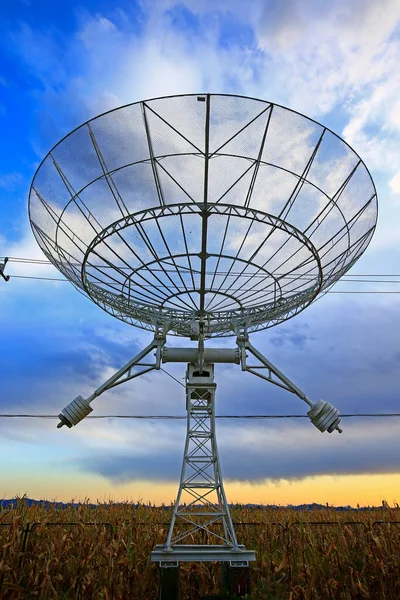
[3,278,400,487]
[0,281,148,410]
[268,322,312,349]
[244,295,400,416]
[69,294,400,485]
[76,419,400,484]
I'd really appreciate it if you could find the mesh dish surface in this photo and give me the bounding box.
[29,94,378,337]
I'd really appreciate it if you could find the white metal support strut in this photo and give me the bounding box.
[56,330,341,564]
[236,328,342,434]
[151,359,255,564]
[165,362,236,549]
[57,326,167,428]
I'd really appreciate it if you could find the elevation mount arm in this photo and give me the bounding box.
[239,339,342,434]
[57,334,165,428]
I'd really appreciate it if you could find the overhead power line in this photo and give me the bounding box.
[329,292,400,294]
[5,273,400,293]
[10,274,67,282]
[8,273,400,285]
[1,413,400,420]
[3,256,400,279]
[3,256,400,294]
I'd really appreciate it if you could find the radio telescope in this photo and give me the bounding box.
[29,94,377,566]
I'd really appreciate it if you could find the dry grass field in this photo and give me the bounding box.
[1,499,399,599]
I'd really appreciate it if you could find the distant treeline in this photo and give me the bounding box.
[0,497,392,511]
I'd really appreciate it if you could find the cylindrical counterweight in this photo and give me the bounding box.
[162,347,240,364]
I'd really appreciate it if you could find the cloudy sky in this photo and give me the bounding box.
[1,0,400,506]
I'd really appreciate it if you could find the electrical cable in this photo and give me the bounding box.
[160,368,186,388]
[3,256,400,279]
[6,273,400,293]
[0,413,400,420]
[9,274,68,282]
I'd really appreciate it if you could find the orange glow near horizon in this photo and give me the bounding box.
[3,471,400,507]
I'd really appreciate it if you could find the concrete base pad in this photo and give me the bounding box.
[151,544,256,564]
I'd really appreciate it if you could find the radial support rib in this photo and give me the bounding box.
[198,94,211,317]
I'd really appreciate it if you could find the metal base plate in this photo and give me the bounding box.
[151,544,256,564]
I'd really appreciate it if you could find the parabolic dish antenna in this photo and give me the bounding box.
[28,94,377,571]
[29,94,377,338]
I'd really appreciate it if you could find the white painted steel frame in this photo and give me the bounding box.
[57,331,342,564]
[162,363,238,551]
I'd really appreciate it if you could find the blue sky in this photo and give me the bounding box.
[1,0,400,505]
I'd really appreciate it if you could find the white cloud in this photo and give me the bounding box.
[11,1,400,183]
[0,225,53,277]
[389,172,400,194]
[6,1,399,282]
